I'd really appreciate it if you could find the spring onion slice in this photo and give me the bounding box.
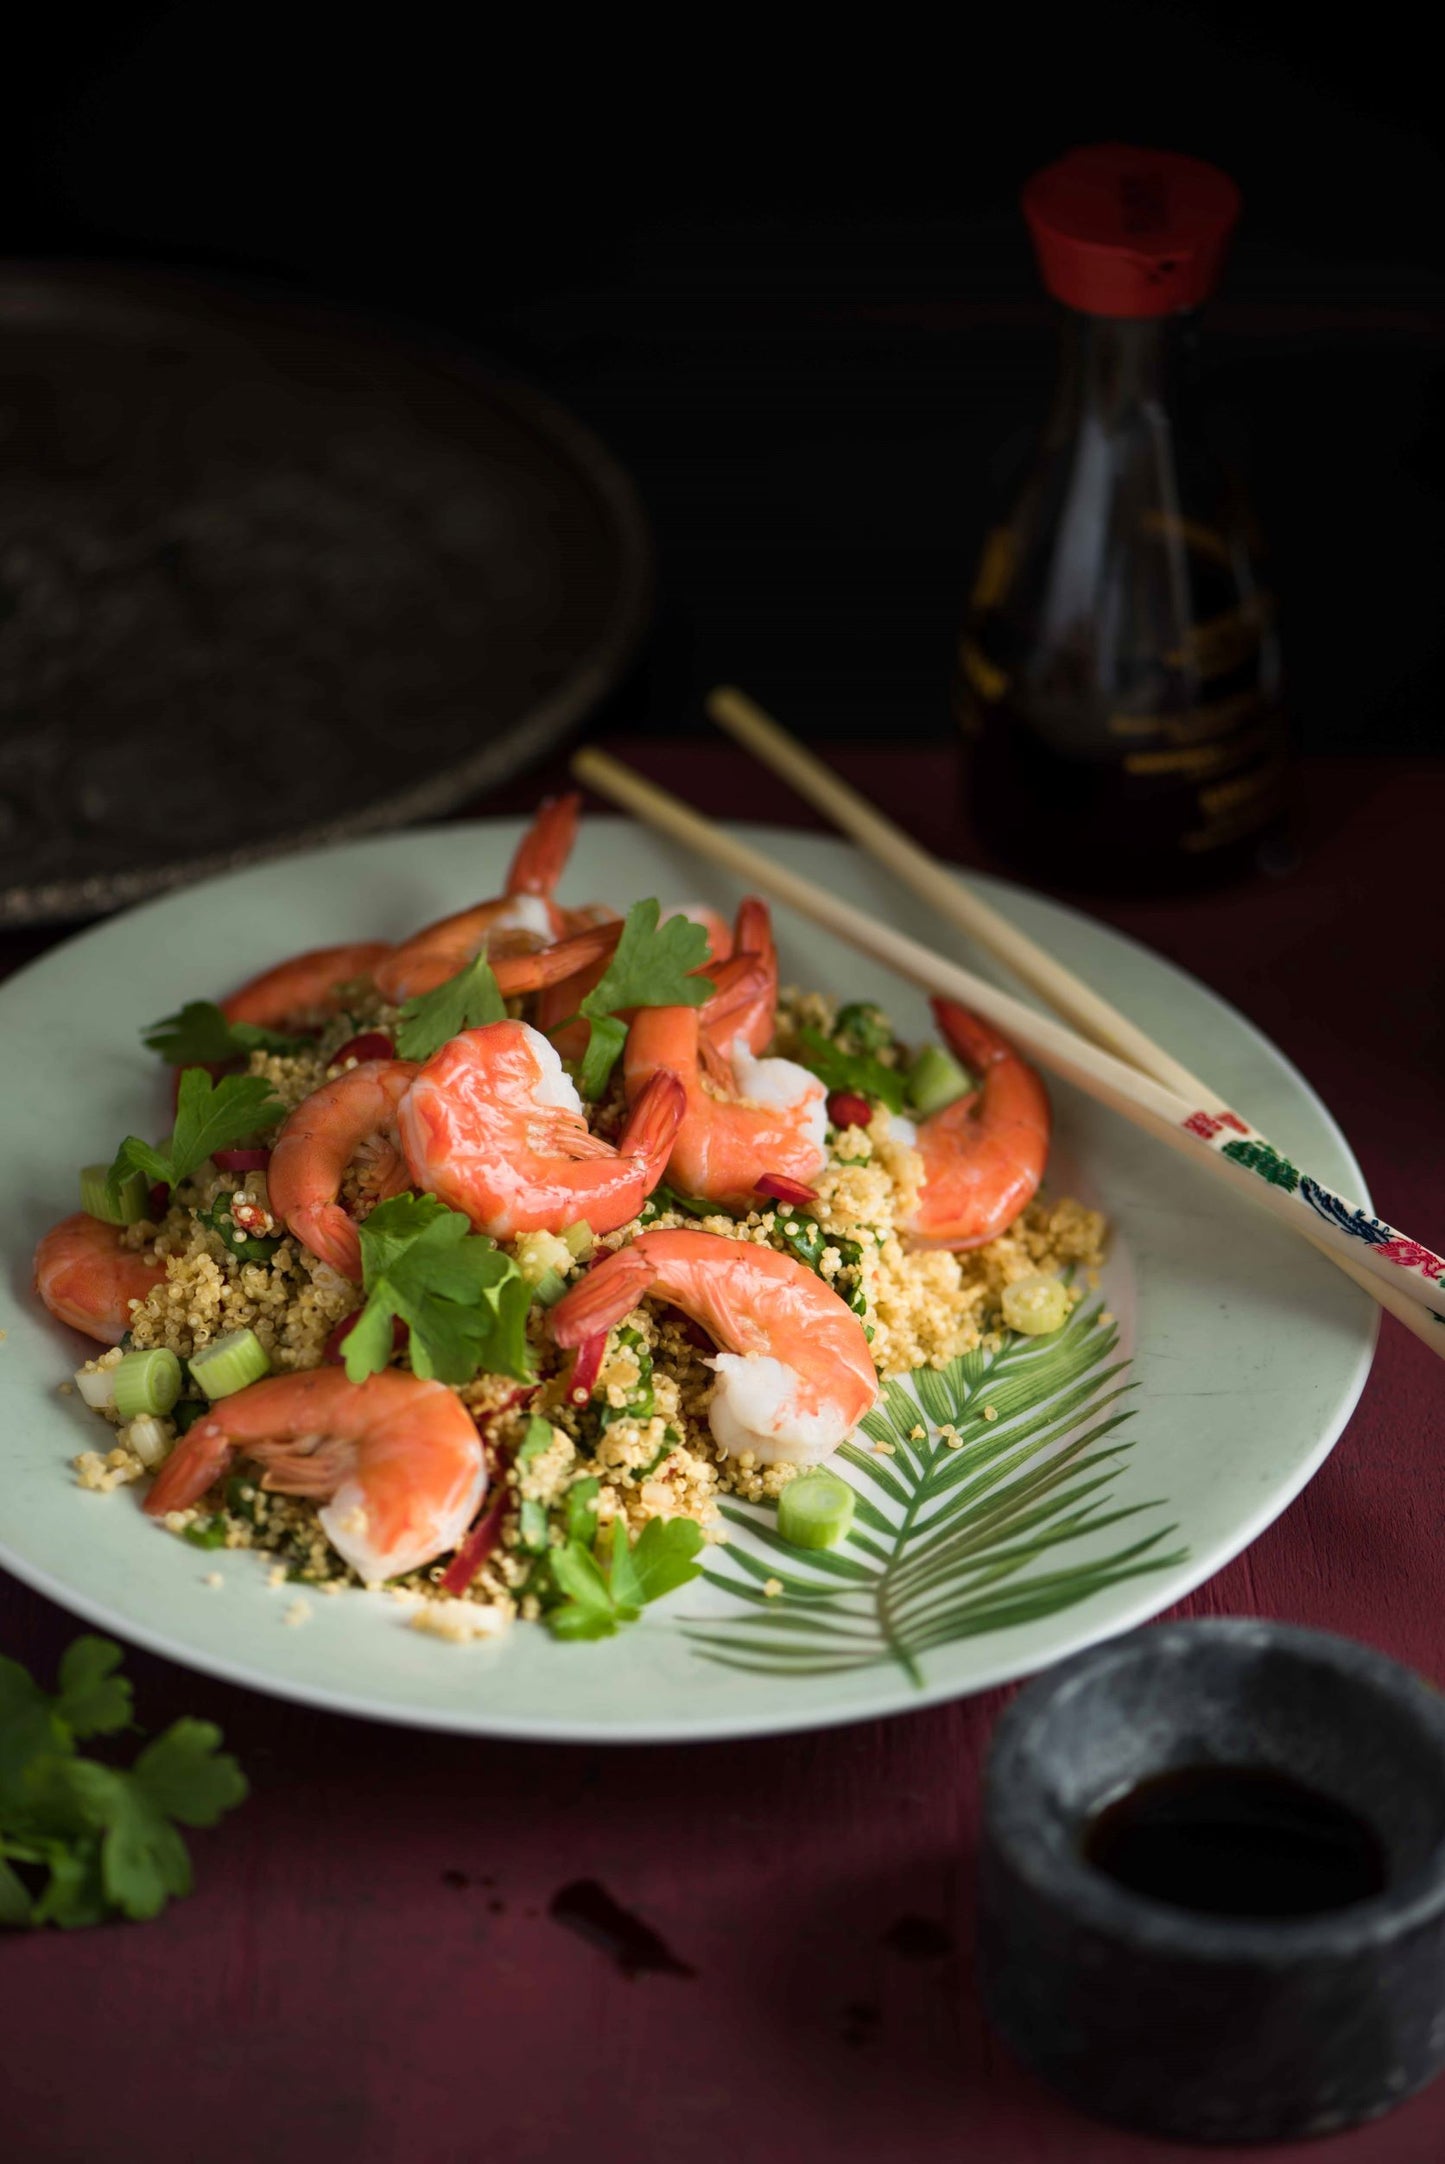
[777,1469,856,1551]
[906,1043,972,1118]
[113,1347,183,1421]
[189,1328,271,1400]
[80,1161,148,1226]
[530,1267,569,1308]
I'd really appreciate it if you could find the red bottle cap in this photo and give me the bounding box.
[1023,144,1241,318]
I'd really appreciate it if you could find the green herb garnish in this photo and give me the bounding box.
[561,901,713,1099]
[142,1000,311,1065]
[182,1519,229,1550]
[794,1025,908,1115]
[546,1517,704,1641]
[104,1069,286,1213]
[640,1183,731,1225]
[0,1637,246,1930]
[833,1003,894,1055]
[343,1193,533,1387]
[394,955,508,1063]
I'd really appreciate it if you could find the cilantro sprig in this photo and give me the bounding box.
[394,955,507,1063]
[794,1025,908,1115]
[343,1193,533,1386]
[1,1637,246,1930]
[547,1516,704,1641]
[105,1068,286,1211]
[550,901,712,1099]
[142,1000,311,1066]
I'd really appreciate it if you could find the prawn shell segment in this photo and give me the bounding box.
[220,942,393,1030]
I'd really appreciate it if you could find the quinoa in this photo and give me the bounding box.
[62,973,1107,1634]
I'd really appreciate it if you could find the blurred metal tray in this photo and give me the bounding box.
[0,266,652,925]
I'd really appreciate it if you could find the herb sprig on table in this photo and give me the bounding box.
[0,1637,247,1929]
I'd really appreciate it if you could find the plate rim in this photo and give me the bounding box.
[0,816,1378,1742]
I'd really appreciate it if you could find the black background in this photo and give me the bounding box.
[5,3,1441,754]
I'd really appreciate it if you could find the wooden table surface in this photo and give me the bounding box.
[2,740,1442,2164]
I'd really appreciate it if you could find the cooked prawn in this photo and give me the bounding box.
[623,960,826,1209]
[551,1227,878,1465]
[902,1001,1050,1250]
[399,1020,684,1240]
[221,943,394,1031]
[535,894,769,1067]
[374,794,589,1003]
[35,1213,167,1345]
[267,1059,421,1281]
[143,1368,486,1582]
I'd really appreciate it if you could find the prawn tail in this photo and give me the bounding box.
[930,999,1016,1073]
[143,1422,237,1518]
[551,1249,659,1348]
[732,896,775,970]
[492,919,622,998]
[506,792,581,898]
[618,1069,686,1173]
[699,954,771,1036]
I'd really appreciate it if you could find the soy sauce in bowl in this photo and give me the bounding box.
[1083,1765,1388,1920]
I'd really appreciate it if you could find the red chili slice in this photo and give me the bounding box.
[437,1488,508,1597]
[566,1330,607,1406]
[331,1032,395,1066]
[213,1147,272,1173]
[755,1173,818,1207]
[826,1089,873,1130]
[147,1182,171,1220]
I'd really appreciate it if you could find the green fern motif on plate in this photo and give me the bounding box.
[685,1300,1186,1687]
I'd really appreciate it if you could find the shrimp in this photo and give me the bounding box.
[35,1214,167,1345]
[374,794,588,1003]
[143,1368,486,1583]
[551,1228,878,1465]
[535,894,766,1065]
[267,1059,421,1281]
[221,943,394,1031]
[623,960,826,1209]
[902,1002,1051,1250]
[399,1020,684,1240]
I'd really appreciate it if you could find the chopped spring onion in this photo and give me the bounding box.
[73,1362,118,1411]
[906,1043,972,1119]
[122,1414,172,1469]
[560,1220,594,1260]
[113,1347,183,1422]
[529,1267,569,1308]
[777,1469,856,1551]
[189,1328,271,1400]
[1000,1273,1072,1336]
[80,1161,148,1226]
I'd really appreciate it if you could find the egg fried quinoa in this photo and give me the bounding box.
[37,817,1104,1648]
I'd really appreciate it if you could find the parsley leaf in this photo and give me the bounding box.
[794,1025,908,1115]
[394,955,507,1062]
[344,1194,533,1387]
[570,900,713,1098]
[142,1000,310,1066]
[0,1638,246,1931]
[105,1068,286,1210]
[545,1515,704,1640]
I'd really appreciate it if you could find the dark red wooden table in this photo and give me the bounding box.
[3,741,1442,2164]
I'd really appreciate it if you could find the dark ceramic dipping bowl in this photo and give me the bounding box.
[979,1620,1445,2144]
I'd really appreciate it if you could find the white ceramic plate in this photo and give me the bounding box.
[0,819,1376,1741]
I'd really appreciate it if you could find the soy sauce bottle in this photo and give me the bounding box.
[957,145,1287,891]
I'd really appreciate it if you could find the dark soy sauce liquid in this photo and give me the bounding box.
[1083,1766,1388,1919]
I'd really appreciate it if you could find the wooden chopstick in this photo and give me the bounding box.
[572,744,1445,1335]
[705,686,1440,1358]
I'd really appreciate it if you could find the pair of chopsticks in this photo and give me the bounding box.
[572,688,1445,1360]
